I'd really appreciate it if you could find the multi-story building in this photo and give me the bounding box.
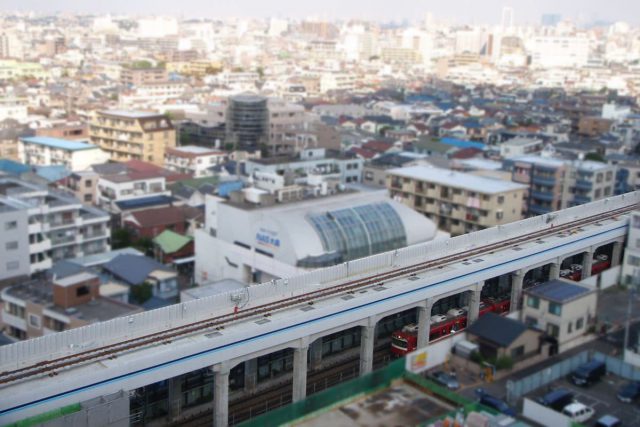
[35,122,88,140]
[0,97,27,122]
[387,165,526,236]
[64,170,100,205]
[225,94,269,152]
[120,65,168,86]
[621,211,640,286]
[19,136,110,171]
[1,272,141,340]
[164,146,227,178]
[504,155,617,216]
[244,148,363,184]
[89,110,176,166]
[96,171,170,212]
[0,59,48,81]
[0,177,111,280]
[119,82,186,108]
[195,189,443,284]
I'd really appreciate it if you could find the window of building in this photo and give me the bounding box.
[546,323,559,338]
[567,322,572,334]
[5,241,18,250]
[524,316,538,327]
[453,189,462,195]
[85,180,92,187]
[527,296,540,309]
[6,261,20,271]
[496,211,504,220]
[549,302,562,316]
[84,194,92,202]
[5,220,18,230]
[595,188,601,198]
[511,345,525,359]
[76,285,90,297]
[29,314,41,329]
[628,255,640,267]
[498,196,505,204]
[576,318,584,330]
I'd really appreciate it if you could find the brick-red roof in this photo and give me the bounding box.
[362,140,393,153]
[127,206,185,228]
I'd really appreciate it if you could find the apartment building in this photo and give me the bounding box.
[89,110,176,166]
[120,66,168,86]
[0,178,111,280]
[244,148,364,184]
[96,171,170,212]
[35,122,88,140]
[504,155,617,216]
[164,146,227,178]
[19,136,110,171]
[387,165,526,236]
[119,82,186,108]
[1,272,140,340]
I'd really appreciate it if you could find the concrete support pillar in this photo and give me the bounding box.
[292,344,309,403]
[582,248,594,279]
[213,364,230,427]
[611,240,623,267]
[309,339,323,371]
[510,270,525,312]
[549,260,561,280]
[417,299,434,349]
[467,282,484,324]
[244,359,257,393]
[359,319,376,376]
[167,376,182,421]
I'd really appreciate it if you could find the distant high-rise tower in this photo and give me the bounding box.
[541,14,562,27]
[501,7,514,31]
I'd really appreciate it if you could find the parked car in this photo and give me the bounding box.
[617,381,640,403]
[429,371,459,390]
[560,269,573,277]
[536,388,574,411]
[570,264,583,271]
[474,388,516,416]
[570,360,606,386]
[430,314,448,323]
[595,415,622,427]
[562,402,594,423]
[447,308,465,318]
[595,254,609,262]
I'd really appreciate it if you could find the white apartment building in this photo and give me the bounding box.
[164,146,228,178]
[119,82,186,108]
[96,172,170,212]
[529,36,590,69]
[0,178,111,280]
[0,99,27,122]
[320,72,357,93]
[216,71,260,91]
[19,136,110,171]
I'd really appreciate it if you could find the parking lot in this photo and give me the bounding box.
[526,373,640,425]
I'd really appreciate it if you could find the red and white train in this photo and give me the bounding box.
[559,254,610,282]
[390,297,511,356]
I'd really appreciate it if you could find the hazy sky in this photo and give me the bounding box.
[3,0,639,25]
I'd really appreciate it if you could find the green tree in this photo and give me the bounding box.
[585,152,605,163]
[130,282,153,304]
[111,228,133,249]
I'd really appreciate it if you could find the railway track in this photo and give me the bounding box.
[0,205,634,386]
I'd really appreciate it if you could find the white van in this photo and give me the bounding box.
[562,402,594,423]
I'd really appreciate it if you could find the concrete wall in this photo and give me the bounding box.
[41,390,129,427]
[522,398,572,427]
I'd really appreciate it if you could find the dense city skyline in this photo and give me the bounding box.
[2,0,640,25]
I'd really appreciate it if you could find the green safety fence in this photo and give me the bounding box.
[239,358,406,427]
[238,357,493,427]
[4,403,82,427]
